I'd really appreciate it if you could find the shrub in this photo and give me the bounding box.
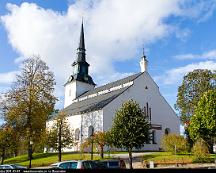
[161,133,188,154]
[192,138,210,162]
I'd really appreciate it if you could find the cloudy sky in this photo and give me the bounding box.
[0,0,216,111]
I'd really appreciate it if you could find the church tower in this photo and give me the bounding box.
[140,48,148,72]
[64,22,96,108]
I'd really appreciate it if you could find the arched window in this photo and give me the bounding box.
[75,128,80,140]
[88,126,94,137]
[165,128,170,135]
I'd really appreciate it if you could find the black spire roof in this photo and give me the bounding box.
[77,21,86,62]
[78,22,85,50]
[65,21,95,86]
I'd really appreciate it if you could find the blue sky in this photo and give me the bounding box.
[0,0,216,115]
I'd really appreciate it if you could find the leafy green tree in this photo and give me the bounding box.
[0,56,57,156]
[110,100,150,169]
[47,111,74,161]
[188,90,216,153]
[161,133,188,154]
[176,69,216,124]
[175,69,216,150]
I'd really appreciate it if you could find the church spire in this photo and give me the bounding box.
[66,20,95,86]
[140,47,148,72]
[77,20,86,62]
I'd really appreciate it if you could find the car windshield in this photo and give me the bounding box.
[59,162,78,169]
[109,161,119,167]
[89,161,98,169]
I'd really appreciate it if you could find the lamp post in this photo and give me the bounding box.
[91,134,94,160]
[88,126,94,160]
[29,140,33,169]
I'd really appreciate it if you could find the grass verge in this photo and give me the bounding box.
[143,152,216,164]
[4,152,106,167]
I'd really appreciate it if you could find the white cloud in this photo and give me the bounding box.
[155,61,216,85]
[175,49,216,60]
[0,71,18,85]
[180,0,216,22]
[1,0,216,107]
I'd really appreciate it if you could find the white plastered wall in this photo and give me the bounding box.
[64,81,95,108]
[103,72,180,151]
[62,110,103,152]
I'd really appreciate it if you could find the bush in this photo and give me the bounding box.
[192,138,210,162]
[161,133,188,154]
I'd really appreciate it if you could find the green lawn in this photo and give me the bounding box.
[142,152,216,164]
[4,152,104,167]
[4,151,215,167]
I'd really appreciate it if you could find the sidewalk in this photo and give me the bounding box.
[127,161,216,169]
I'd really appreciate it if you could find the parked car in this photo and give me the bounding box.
[50,160,99,169]
[96,159,126,169]
[0,164,27,169]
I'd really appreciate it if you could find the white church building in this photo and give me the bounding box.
[47,22,180,152]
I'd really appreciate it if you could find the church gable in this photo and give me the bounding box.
[63,72,144,116]
[102,72,179,135]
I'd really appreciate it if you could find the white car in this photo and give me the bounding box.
[51,160,99,169]
[0,164,27,169]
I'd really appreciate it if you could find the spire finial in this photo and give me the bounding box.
[142,45,147,60]
[143,47,145,57]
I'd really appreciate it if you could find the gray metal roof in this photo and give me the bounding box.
[77,72,142,99]
[64,86,130,115]
[57,72,143,117]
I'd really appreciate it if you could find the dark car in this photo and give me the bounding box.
[96,159,126,169]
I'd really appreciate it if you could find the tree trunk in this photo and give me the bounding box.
[100,146,104,159]
[208,140,214,154]
[1,148,5,165]
[128,147,133,169]
[58,120,62,162]
[58,145,61,162]
[185,128,193,151]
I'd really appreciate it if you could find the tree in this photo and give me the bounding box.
[110,100,150,169]
[93,131,107,159]
[46,111,74,162]
[188,90,216,153]
[175,69,216,124]
[0,56,57,157]
[0,125,16,164]
[161,133,188,154]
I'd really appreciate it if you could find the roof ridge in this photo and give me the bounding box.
[63,86,130,115]
[77,72,142,99]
